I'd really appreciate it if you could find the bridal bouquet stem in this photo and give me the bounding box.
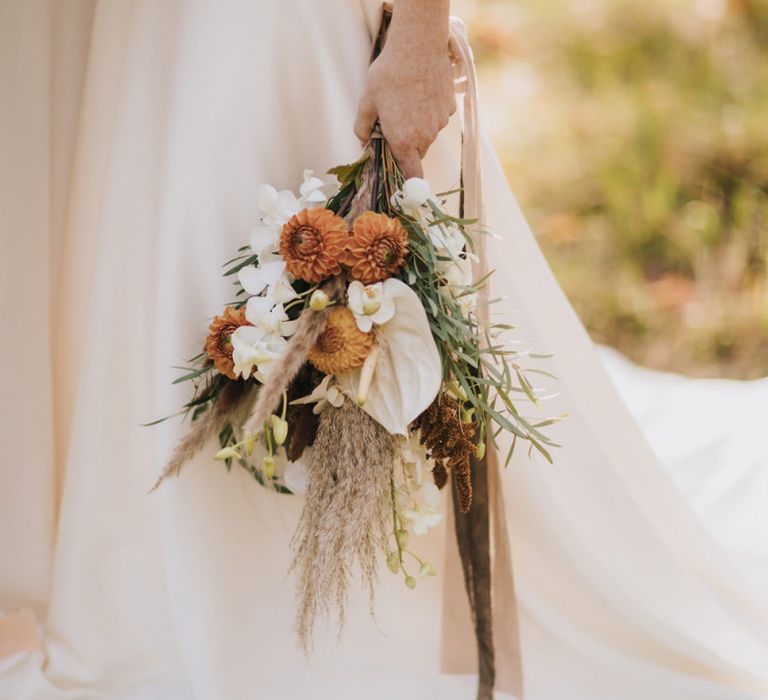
[151,133,559,647]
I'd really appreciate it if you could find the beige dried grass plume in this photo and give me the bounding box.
[149,380,252,492]
[290,399,397,651]
[241,276,345,438]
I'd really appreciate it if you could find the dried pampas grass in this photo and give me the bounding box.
[150,380,251,492]
[291,399,397,651]
[241,277,345,438]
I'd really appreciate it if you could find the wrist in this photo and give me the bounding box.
[386,0,450,56]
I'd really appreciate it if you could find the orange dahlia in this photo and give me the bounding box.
[345,211,408,284]
[205,305,251,379]
[308,306,373,375]
[279,208,349,283]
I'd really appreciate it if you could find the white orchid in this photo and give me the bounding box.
[428,222,466,268]
[401,482,443,536]
[400,433,432,485]
[290,375,345,414]
[230,325,288,380]
[439,254,478,316]
[391,177,435,218]
[347,280,396,332]
[257,184,301,226]
[248,184,301,259]
[299,169,328,206]
[238,259,284,295]
[269,272,299,304]
[238,260,298,305]
[395,444,443,536]
[442,257,469,289]
[249,225,280,260]
[391,432,444,538]
[245,295,296,337]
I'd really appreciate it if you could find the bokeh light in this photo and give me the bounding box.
[461,0,768,378]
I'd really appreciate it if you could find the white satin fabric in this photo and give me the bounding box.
[1,1,767,699]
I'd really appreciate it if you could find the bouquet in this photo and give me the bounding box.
[150,133,559,649]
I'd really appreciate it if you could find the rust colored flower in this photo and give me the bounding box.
[308,306,373,375]
[279,208,349,283]
[205,305,252,379]
[346,212,408,284]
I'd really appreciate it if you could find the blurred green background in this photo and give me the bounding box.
[459,0,768,378]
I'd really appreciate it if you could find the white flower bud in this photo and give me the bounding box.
[309,289,329,311]
[214,446,241,461]
[262,455,275,479]
[270,414,288,446]
[419,562,436,577]
[386,552,400,575]
[402,178,432,207]
[244,433,257,456]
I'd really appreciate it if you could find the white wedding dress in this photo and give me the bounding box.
[1,1,766,699]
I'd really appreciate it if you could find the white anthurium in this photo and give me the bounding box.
[245,296,295,337]
[290,375,345,414]
[391,177,434,218]
[230,325,288,380]
[337,278,441,435]
[347,281,396,333]
[299,169,328,206]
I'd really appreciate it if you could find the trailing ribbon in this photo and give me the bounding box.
[444,14,525,700]
[367,7,524,697]
[451,451,495,699]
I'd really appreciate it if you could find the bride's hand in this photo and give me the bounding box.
[354,0,455,179]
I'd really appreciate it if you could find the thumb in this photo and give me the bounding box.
[354,95,377,144]
[395,146,424,179]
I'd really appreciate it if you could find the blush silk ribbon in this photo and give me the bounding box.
[443,15,525,700]
[365,5,525,698]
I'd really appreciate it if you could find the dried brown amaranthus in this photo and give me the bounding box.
[432,463,448,490]
[412,394,477,513]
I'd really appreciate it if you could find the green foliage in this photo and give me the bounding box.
[346,137,562,464]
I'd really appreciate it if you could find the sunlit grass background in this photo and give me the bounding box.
[459,0,768,378]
